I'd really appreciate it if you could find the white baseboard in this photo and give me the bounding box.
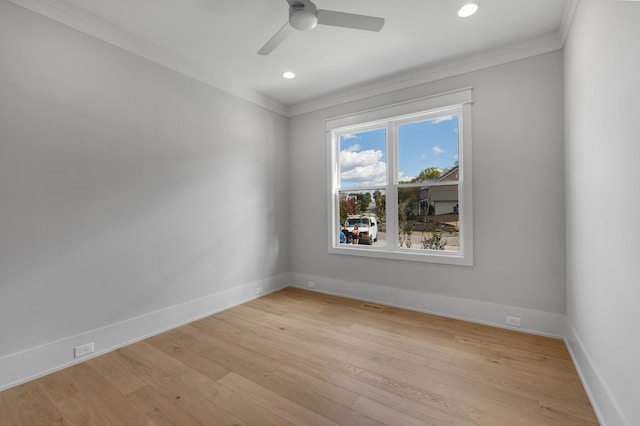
[289,273,636,423]
[564,321,630,426]
[3,271,626,426]
[288,272,566,338]
[0,274,288,392]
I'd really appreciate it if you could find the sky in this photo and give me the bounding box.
[339,114,459,188]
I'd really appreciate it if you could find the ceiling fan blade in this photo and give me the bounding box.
[317,9,384,32]
[258,22,294,55]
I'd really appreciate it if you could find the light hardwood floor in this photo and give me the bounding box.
[0,287,599,425]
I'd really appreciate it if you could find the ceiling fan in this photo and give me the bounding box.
[258,0,385,55]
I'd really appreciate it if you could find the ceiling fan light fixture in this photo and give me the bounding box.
[290,8,318,30]
[458,3,479,18]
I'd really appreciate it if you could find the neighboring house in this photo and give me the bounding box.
[419,166,459,216]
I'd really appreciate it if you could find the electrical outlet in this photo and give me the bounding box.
[74,342,95,358]
[255,286,264,295]
[506,316,522,327]
[307,281,316,289]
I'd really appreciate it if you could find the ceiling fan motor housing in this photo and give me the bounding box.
[289,5,318,30]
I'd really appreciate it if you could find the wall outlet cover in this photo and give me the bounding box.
[506,316,522,327]
[74,342,95,358]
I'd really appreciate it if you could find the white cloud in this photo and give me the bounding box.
[431,115,455,124]
[432,146,445,156]
[398,171,415,182]
[340,148,386,186]
[343,144,361,153]
[341,148,382,168]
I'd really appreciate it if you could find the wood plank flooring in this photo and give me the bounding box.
[0,287,599,425]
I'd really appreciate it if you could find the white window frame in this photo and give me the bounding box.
[327,87,473,266]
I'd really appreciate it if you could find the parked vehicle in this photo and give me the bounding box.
[344,215,378,245]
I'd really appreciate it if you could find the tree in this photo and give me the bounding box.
[374,190,386,222]
[398,186,420,204]
[340,198,357,223]
[398,209,416,248]
[415,167,442,182]
[355,192,372,213]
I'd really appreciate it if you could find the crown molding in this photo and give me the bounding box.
[560,0,580,47]
[286,32,563,117]
[9,0,566,119]
[7,0,289,116]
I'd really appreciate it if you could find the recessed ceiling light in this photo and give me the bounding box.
[282,71,296,79]
[458,3,479,18]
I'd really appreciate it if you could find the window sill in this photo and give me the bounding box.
[328,244,473,266]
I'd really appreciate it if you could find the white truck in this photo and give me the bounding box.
[344,215,378,245]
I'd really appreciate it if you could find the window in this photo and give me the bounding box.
[327,88,473,265]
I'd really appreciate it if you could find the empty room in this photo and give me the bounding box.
[0,0,638,425]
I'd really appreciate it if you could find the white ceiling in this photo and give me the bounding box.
[10,0,571,115]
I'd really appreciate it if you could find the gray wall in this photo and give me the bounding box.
[289,51,566,316]
[564,0,640,424]
[4,1,636,422]
[0,2,289,359]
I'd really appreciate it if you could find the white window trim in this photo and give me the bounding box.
[327,87,474,266]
